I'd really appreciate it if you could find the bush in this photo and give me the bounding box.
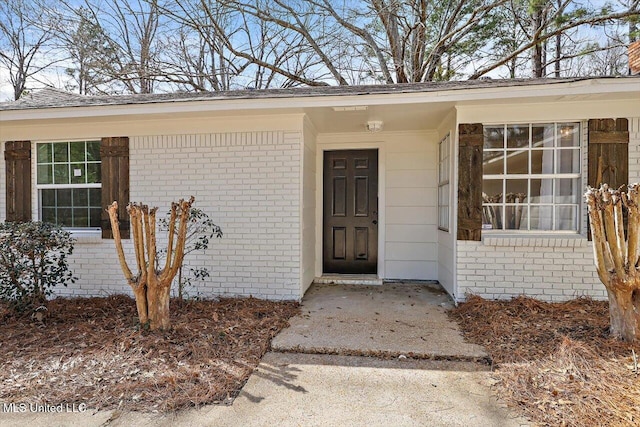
[158,208,222,299]
[0,222,75,312]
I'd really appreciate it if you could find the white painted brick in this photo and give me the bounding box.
[48,130,302,301]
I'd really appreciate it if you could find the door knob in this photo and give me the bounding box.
[372,220,378,225]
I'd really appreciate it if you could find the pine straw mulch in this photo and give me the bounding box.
[449,295,640,427]
[0,295,299,412]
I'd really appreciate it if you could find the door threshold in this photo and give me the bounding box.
[314,274,383,286]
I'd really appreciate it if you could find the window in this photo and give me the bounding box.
[438,133,451,231]
[36,141,102,229]
[482,123,581,232]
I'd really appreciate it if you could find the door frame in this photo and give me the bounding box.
[315,141,386,278]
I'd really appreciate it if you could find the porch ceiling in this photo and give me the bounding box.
[304,102,455,133]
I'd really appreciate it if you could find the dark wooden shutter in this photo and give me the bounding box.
[457,123,483,241]
[5,141,32,222]
[588,118,629,189]
[100,137,130,239]
[587,118,629,240]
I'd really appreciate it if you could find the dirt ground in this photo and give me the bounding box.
[0,295,299,412]
[449,295,640,427]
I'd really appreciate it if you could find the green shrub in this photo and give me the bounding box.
[0,222,76,312]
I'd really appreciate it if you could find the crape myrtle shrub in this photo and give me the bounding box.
[0,222,75,312]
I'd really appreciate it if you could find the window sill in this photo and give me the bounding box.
[482,233,588,248]
[68,230,102,244]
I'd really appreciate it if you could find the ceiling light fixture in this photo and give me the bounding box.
[366,120,383,132]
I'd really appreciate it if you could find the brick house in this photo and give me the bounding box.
[1,77,639,302]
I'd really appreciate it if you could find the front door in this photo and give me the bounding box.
[323,149,378,274]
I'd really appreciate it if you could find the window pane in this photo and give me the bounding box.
[53,164,70,184]
[41,189,56,207]
[505,205,528,230]
[70,163,86,184]
[86,141,101,161]
[58,208,72,226]
[484,126,504,149]
[86,163,101,184]
[57,189,72,207]
[73,208,89,227]
[531,150,554,174]
[42,208,56,224]
[90,208,102,227]
[70,141,86,162]
[532,124,555,148]
[555,178,580,203]
[506,150,529,174]
[483,151,504,175]
[507,125,529,148]
[558,123,580,147]
[530,179,554,203]
[37,143,52,163]
[37,164,52,184]
[556,206,578,230]
[89,188,101,207]
[73,188,88,206]
[483,179,503,199]
[530,205,553,230]
[53,143,68,162]
[556,148,580,174]
[483,205,502,230]
[506,179,527,197]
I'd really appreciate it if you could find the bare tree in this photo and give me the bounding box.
[73,0,166,94]
[586,184,640,342]
[108,198,194,330]
[0,0,59,100]
[470,0,640,78]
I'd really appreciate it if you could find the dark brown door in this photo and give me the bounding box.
[323,149,378,274]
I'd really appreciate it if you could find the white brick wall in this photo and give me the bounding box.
[56,130,303,300]
[455,117,640,302]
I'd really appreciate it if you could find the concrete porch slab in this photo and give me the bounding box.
[271,283,488,361]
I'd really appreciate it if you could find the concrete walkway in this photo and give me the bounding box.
[0,353,526,427]
[272,282,488,360]
[0,283,528,427]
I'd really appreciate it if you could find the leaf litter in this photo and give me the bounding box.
[0,295,299,412]
[449,295,640,427]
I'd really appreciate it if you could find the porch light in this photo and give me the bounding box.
[366,120,383,132]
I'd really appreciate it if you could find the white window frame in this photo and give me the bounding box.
[482,122,581,233]
[438,133,451,232]
[36,139,102,232]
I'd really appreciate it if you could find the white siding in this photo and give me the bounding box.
[385,133,438,279]
[455,116,640,302]
[31,130,303,300]
[301,117,317,294]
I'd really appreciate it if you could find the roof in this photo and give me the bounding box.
[1,76,636,111]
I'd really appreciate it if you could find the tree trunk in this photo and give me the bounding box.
[606,284,640,341]
[586,183,640,341]
[147,281,171,330]
[133,284,149,325]
[107,197,194,331]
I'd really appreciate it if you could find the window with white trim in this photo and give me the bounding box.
[36,141,102,229]
[482,123,581,232]
[438,133,451,231]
